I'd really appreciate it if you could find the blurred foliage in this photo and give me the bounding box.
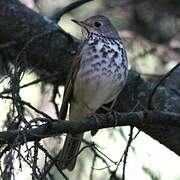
[142,166,161,180]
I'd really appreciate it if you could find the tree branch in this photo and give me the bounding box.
[0,110,179,146]
[51,0,93,22]
[0,0,80,84]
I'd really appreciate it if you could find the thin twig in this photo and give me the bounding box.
[0,145,10,159]
[10,55,28,126]
[32,141,39,180]
[122,127,134,180]
[93,145,117,164]
[0,72,59,95]
[51,84,61,117]
[40,158,54,180]
[38,144,69,180]
[89,154,96,180]
[114,101,140,174]
[0,95,54,120]
[52,0,93,22]
[14,147,41,180]
[83,140,112,173]
[147,62,180,109]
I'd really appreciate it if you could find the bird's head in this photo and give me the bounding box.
[71,15,120,39]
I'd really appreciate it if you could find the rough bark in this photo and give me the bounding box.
[0,110,179,144]
[0,0,79,84]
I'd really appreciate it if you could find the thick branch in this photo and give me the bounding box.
[0,0,79,84]
[0,110,179,145]
[115,69,180,155]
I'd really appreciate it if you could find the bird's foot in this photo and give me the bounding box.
[87,112,101,136]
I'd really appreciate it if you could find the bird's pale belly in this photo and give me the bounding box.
[73,60,126,111]
[73,38,128,111]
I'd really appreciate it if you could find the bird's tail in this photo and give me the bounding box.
[59,133,83,171]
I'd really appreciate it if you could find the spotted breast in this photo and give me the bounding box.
[72,31,128,114]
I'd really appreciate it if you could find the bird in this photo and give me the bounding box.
[59,15,128,171]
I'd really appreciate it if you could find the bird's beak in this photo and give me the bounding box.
[71,19,91,29]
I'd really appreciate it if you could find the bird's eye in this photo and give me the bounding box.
[94,21,102,27]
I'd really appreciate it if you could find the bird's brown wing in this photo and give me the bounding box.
[59,55,81,120]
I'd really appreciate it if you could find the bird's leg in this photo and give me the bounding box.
[82,103,101,136]
[102,98,118,127]
[102,98,117,112]
[84,104,100,124]
[83,103,94,114]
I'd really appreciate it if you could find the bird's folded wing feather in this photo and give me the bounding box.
[59,55,81,120]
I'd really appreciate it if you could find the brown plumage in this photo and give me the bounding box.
[59,15,128,171]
